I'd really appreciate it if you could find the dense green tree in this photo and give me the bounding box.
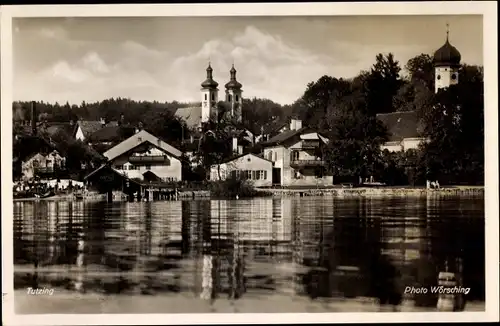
[419,65,484,184]
[323,98,388,183]
[363,53,405,115]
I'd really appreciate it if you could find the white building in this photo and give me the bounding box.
[210,153,273,187]
[260,119,333,186]
[377,29,462,152]
[102,129,183,182]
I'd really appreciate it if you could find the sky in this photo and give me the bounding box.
[12,15,483,105]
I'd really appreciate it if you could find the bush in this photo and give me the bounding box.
[209,176,268,198]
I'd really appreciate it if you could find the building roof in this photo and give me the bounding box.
[76,120,119,138]
[174,106,202,129]
[103,129,183,161]
[87,125,136,143]
[433,35,461,67]
[259,127,306,147]
[219,152,273,165]
[45,122,77,138]
[262,119,288,135]
[376,111,422,141]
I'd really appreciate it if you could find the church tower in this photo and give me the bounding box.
[224,64,243,123]
[201,62,219,123]
[433,25,462,93]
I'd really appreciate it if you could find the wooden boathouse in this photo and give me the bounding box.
[84,164,178,202]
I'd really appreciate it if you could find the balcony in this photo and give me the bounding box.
[290,159,326,167]
[129,155,170,164]
[34,166,67,175]
[301,140,321,149]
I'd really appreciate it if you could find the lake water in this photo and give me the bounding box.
[13,195,485,313]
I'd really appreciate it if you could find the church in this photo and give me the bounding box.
[174,63,244,130]
[377,28,462,152]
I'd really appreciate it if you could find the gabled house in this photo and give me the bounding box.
[259,119,332,186]
[100,129,184,183]
[21,150,67,181]
[254,118,289,143]
[210,153,273,187]
[376,111,427,152]
[87,125,136,149]
[74,118,119,142]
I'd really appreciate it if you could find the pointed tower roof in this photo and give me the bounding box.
[225,64,243,90]
[201,62,219,89]
[433,25,461,67]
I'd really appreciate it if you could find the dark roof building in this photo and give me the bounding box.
[75,120,119,139]
[87,125,136,144]
[376,111,423,142]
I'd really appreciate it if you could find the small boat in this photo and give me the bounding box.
[35,191,55,199]
[74,191,84,200]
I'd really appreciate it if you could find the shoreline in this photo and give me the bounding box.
[257,186,484,198]
[12,289,485,314]
[12,186,484,202]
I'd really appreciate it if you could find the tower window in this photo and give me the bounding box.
[228,94,232,102]
[205,94,207,101]
[212,93,215,101]
[451,74,457,80]
[235,95,239,101]
[437,75,441,80]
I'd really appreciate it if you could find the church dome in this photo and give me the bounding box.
[433,38,461,67]
[225,80,242,89]
[201,78,219,88]
[225,64,242,90]
[201,63,219,89]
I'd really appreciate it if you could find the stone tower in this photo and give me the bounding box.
[224,64,243,123]
[201,62,219,123]
[433,25,462,93]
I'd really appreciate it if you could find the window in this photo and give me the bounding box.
[116,165,124,170]
[32,160,39,168]
[46,160,52,167]
[212,93,215,101]
[315,167,325,179]
[437,75,441,80]
[228,94,232,102]
[123,165,128,170]
[292,151,299,161]
[267,151,273,161]
[145,164,151,170]
[205,94,207,101]
[274,152,277,161]
[255,171,260,180]
[235,95,239,101]
[260,171,267,180]
[451,74,457,80]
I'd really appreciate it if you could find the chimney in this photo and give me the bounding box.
[232,137,238,153]
[290,118,302,131]
[31,101,37,134]
[238,145,243,155]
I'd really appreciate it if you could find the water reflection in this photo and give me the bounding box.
[13,195,485,309]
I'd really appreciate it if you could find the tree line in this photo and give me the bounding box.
[12,52,484,185]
